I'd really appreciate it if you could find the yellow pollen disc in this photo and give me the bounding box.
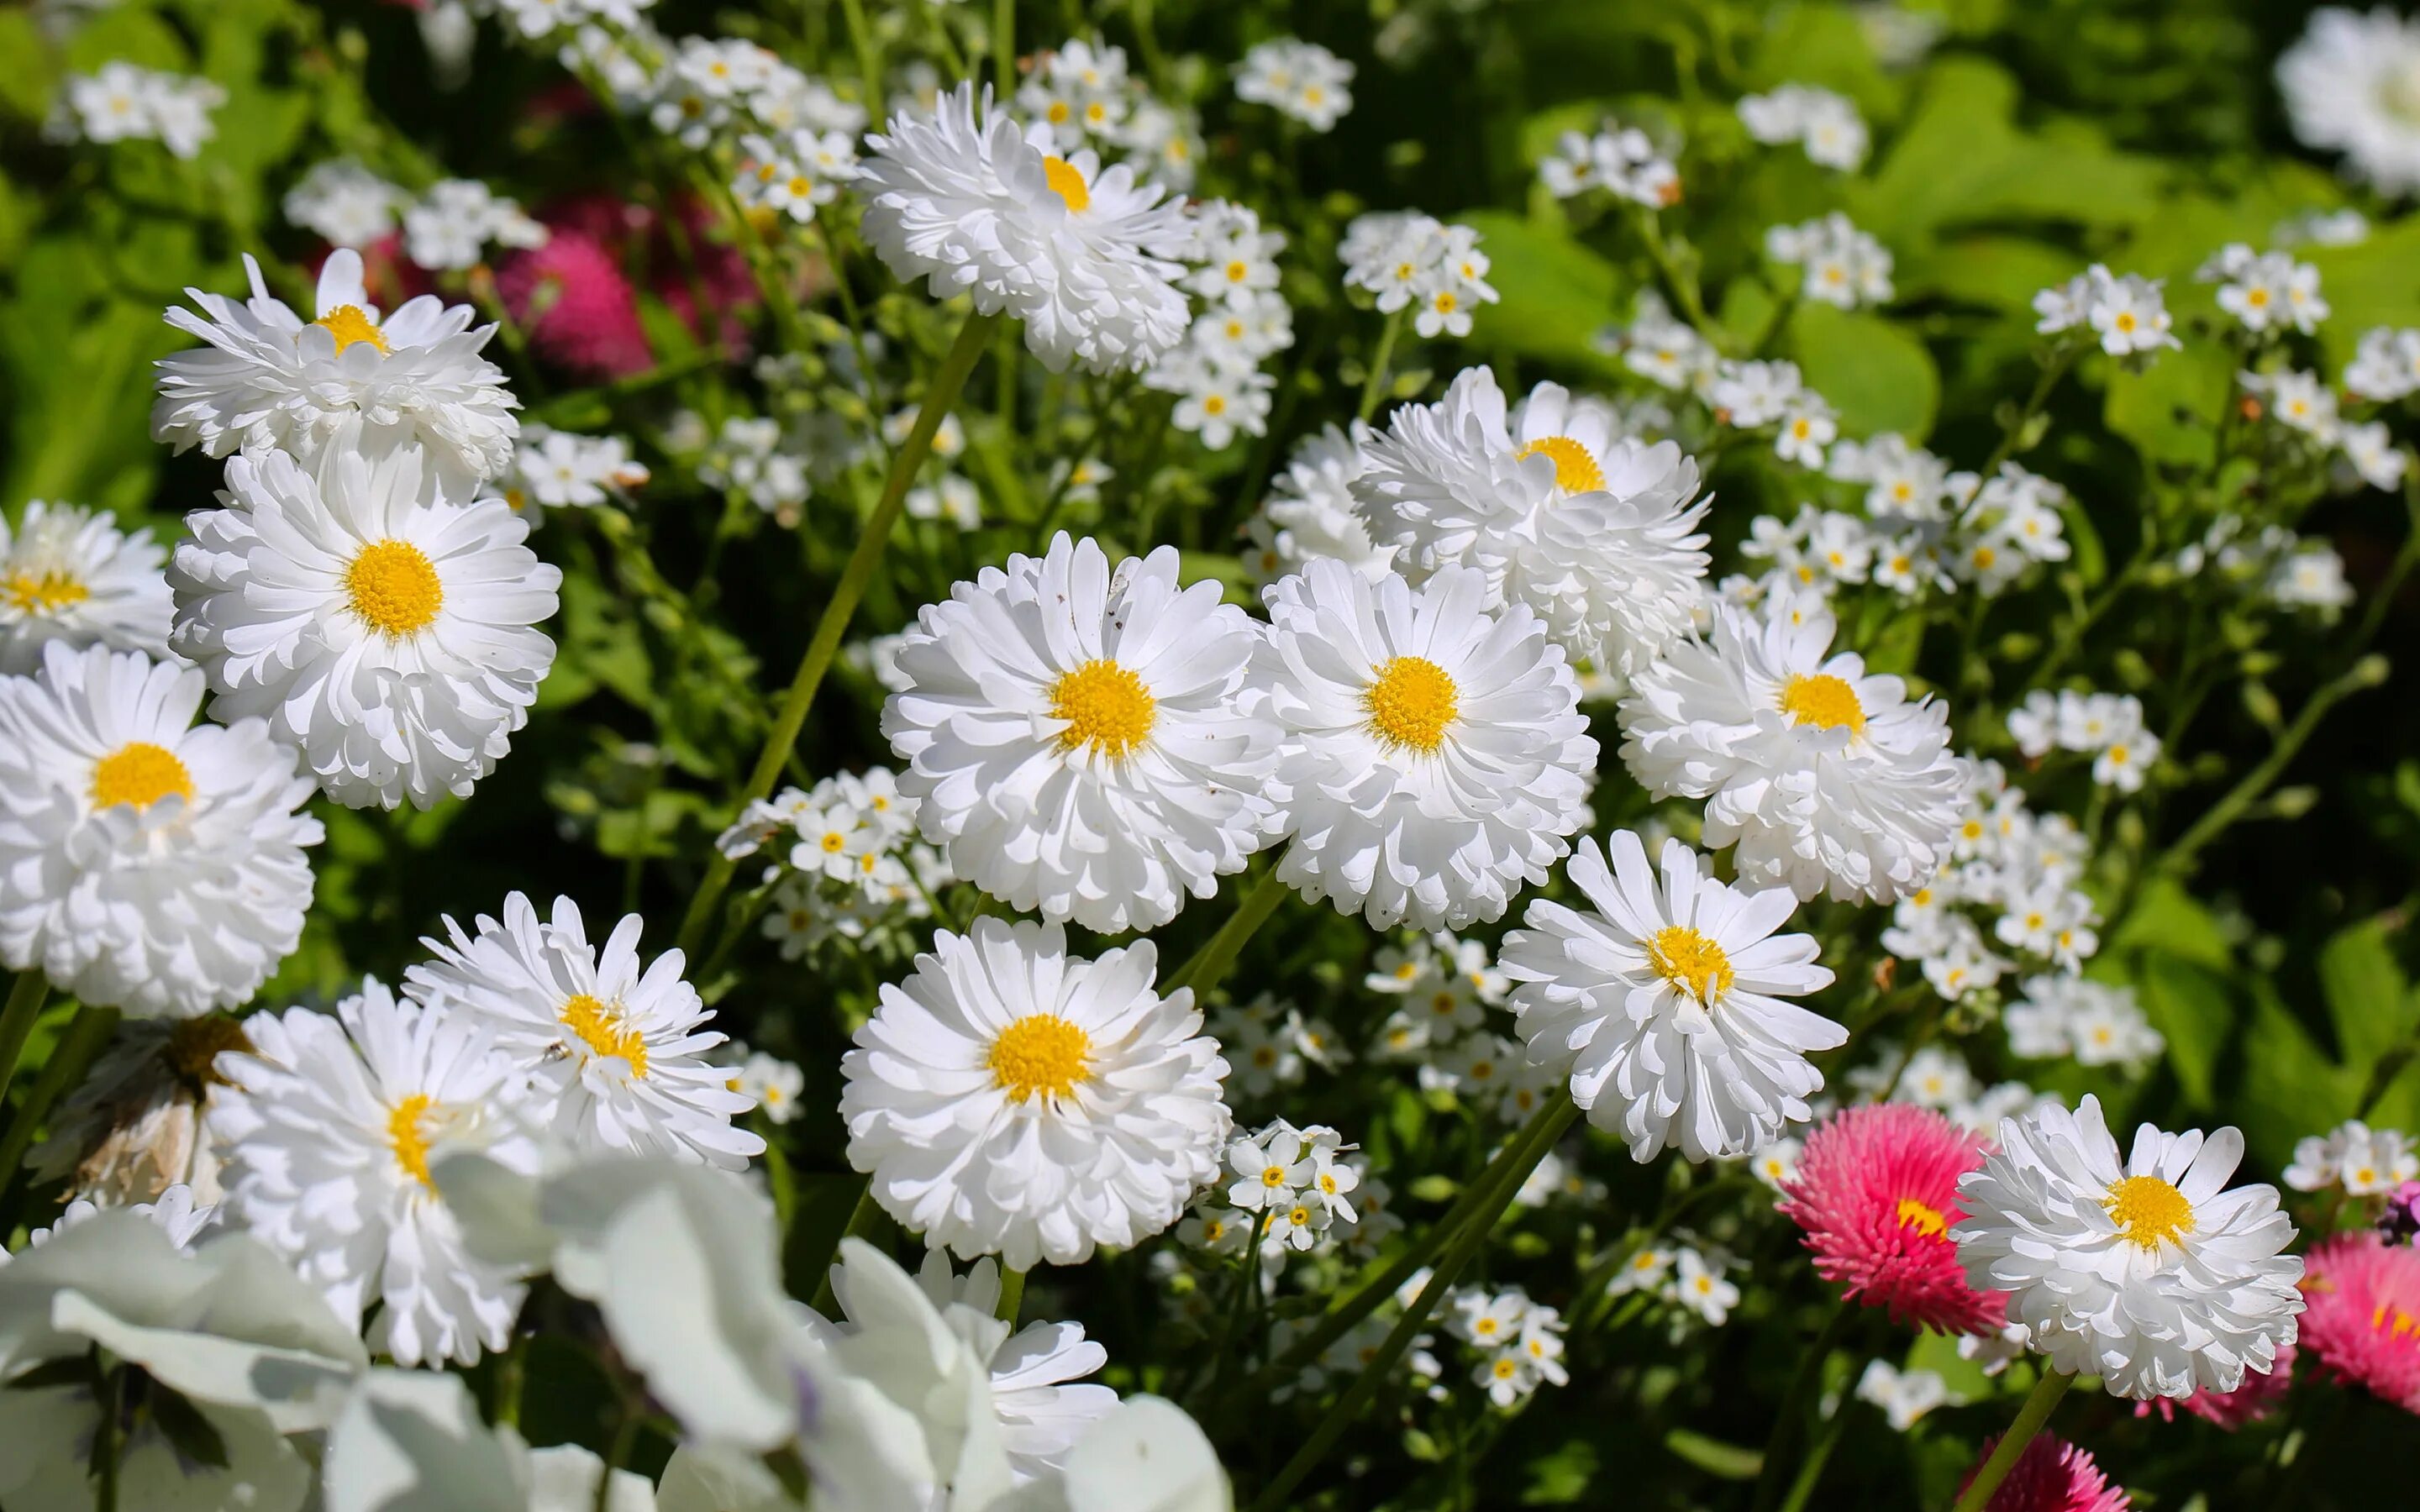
[1514,435,1607,493]
[1227,260,1249,282]
[2103,1175,2195,1247]
[1474,1318,1498,1336]
[1364,656,1460,753]
[1042,155,1092,213]
[166,1015,254,1087]
[346,539,445,638]
[1779,672,1867,735]
[1048,658,1156,759]
[987,1012,1092,1103]
[1646,926,1734,1005]
[7,570,89,615]
[2246,288,2270,306]
[314,304,392,355]
[1047,101,1071,123]
[1896,1197,1948,1238]
[1262,1164,1287,1186]
[2113,312,2137,332]
[1204,394,1228,416]
[1288,1205,1312,1226]
[1492,1358,1518,1378]
[92,741,194,811]
[388,1093,436,1188]
[560,993,650,1079]
[820,832,848,853]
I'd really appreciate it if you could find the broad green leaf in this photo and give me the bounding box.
[2309,217,2420,374]
[2103,337,2233,471]
[1456,211,1627,375]
[1787,302,1939,441]
[2237,987,2361,1169]
[2317,916,2416,1067]
[1662,1428,1761,1482]
[2109,875,2233,973]
[2133,955,2231,1110]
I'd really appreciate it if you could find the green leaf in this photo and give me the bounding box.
[1786,302,1939,441]
[2103,338,2233,472]
[2317,916,2416,1067]
[2133,955,2231,1110]
[1520,1438,1600,1504]
[2237,986,2361,1169]
[2109,876,2233,973]
[1456,211,1626,375]
[1663,1428,1761,1482]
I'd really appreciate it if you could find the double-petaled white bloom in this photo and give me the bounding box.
[838,917,1231,1268]
[154,249,520,497]
[2279,7,2420,195]
[1503,831,1840,1163]
[0,500,174,675]
[0,643,319,1019]
[211,979,544,1366]
[404,892,764,1169]
[170,445,560,810]
[857,82,1192,373]
[1253,559,1596,930]
[1618,604,1961,903]
[1953,1095,2304,1400]
[1244,422,1392,588]
[1352,368,1708,682]
[882,533,1276,933]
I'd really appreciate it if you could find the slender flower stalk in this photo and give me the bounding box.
[1949,1368,2076,1512]
[0,970,49,1105]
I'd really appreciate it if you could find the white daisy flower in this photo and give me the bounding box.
[1254,559,1597,931]
[2279,7,2420,195]
[1352,369,1709,682]
[169,445,560,811]
[0,643,320,1019]
[856,82,1192,374]
[1234,38,1355,132]
[1617,604,1963,903]
[403,892,765,1169]
[1953,1095,2304,1400]
[153,248,521,498]
[210,979,544,1366]
[837,917,1231,1269]
[0,500,174,675]
[1243,422,1392,588]
[281,159,407,249]
[881,533,1276,933]
[1503,831,1840,1163]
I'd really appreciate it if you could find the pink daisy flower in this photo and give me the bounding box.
[1780,1102,2008,1335]
[1960,1433,2129,1512]
[2132,1341,2294,1429]
[496,228,654,380]
[2300,1232,2420,1413]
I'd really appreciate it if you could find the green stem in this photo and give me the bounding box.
[2348,466,2420,659]
[1948,1368,2075,1512]
[0,1003,114,1203]
[993,0,1015,97]
[675,308,1000,958]
[0,971,50,1106]
[93,1358,122,1512]
[1165,864,1292,1000]
[1749,1302,1854,1512]
[1633,208,1720,347]
[1776,1406,1848,1512]
[1355,307,1407,423]
[595,1394,643,1512]
[834,0,886,120]
[2157,655,2386,879]
[1973,343,2080,486]
[494,1334,527,1431]
[996,1265,1027,1326]
[1244,1095,1580,1512]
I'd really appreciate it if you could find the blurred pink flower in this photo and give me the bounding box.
[2301,1232,2420,1414]
[496,228,653,379]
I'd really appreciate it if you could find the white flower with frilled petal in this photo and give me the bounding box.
[838,917,1231,1269]
[882,533,1276,933]
[153,249,520,496]
[1953,1095,2304,1400]
[1243,423,1392,588]
[1253,559,1597,931]
[0,501,174,675]
[404,892,765,1170]
[0,643,320,1019]
[1352,368,1709,682]
[211,980,544,1366]
[1618,603,1962,903]
[2279,8,2420,196]
[857,83,1192,374]
[170,445,560,810]
[1503,832,1840,1163]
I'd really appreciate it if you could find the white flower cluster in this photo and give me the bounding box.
[2285,1118,2420,1194]
[1737,82,1869,170]
[716,766,953,958]
[402,177,549,271]
[2171,516,2360,616]
[1340,211,1501,339]
[644,33,865,150]
[2005,976,2165,1068]
[697,413,817,521]
[2196,244,2328,337]
[1203,1120,1365,1268]
[2008,686,2163,792]
[2242,368,2407,490]
[1241,422,1391,587]
[1146,199,1296,449]
[1765,212,1894,309]
[1857,1360,1952,1431]
[2033,265,2181,355]
[2345,324,2420,401]
[1707,358,1839,468]
[1607,1237,1743,1326]
[47,61,225,159]
[485,0,655,39]
[282,159,408,249]
[1234,37,1355,132]
[1539,122,1681,208]
[2277,6,2420,194]
[503,424,650,516]
[0,500,172,675]
[1614,291,1719,392]
[1444,1286,1570,1406]
[1846,1042,2048,1133]
[1213,992,1349,1096]
[734,125,860,221]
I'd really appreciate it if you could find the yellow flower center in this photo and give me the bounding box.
[346,539,445,638]
[314,305,391,355]
[1492,1357,1518,1379]
[1204,394,1228,416]
[560,993,650,1078]
[1226,260,1249,282]
[1512,434,1605,494]
[2372,1302,2420,1342]
[1262,1163,1288,1186]
[388,1093,436,1188]
[987,1012,1092,1103]
[92,741,194,811]
[6,570,89,615]
[1646,926,1733,1005]
[1780,672,1866,735]
[820,831,848,853]
[2103,1175,2195,1248]
[1049,658,1156,759]
[1042,155,1091,213]
[1046,101,1071,124]
[1364,656,1459,753]
[1896,1197,1948,1238]
[1288,1204,1313,1226]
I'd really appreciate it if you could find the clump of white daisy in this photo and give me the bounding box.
[211,979,544,1366]
[1765,213,1894,309]
[2196,244,2328,337]
[2278,7,2420,195]
[1243,422,1392,588]
[1857,1360,1951,1431]
[1504,830,1840,1163]
[733,127,858,222]
[2003,976,2164,1068]
[1538,122,1681,208]
[1254,559,1597,930]
[154,248,522,496]
[404,891,764,1169]
[1234,38,1355,132]
[1444,1286,1570,1407]
[2283,1119,2420,1194]
[0,500,174,675]
[2032,265,2181,357]
[2005,687,2163,793]
[1954,1095,2303,1400]
[0,643,321,1019]
[502,425,650,515]
[2345,324,2420,400]
[400,178,549,272]
[171,446,559,811]
[45,61,227,159]
[838,917,1232,1268]
[881,532,1276,932]
[1737,83,1869,170]
[282,159,408,249]
[857,82,1193,374]
[1339,213,1501,339]
[1352,368,1709,681]
[1611,291,1718,392]
[1618,604,1963,903]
